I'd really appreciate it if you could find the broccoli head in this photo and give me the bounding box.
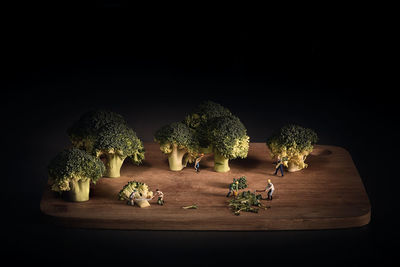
[67,110,128,153]
[47,148,105,202]
[207,115,250,172]
[266,124,318,172]
[154,122,199,171]
[118,180,154,208]
[184,101,232,151]
[94,122,145,178]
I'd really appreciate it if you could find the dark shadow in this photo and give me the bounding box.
[230,155,265,170]
[310,148,333,156]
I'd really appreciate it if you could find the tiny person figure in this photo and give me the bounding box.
[155,189,164,205]
[274,156,285,177]
[127,189,137,206]
[256,179,275,200]
[194,153,205,173]
[226,180,239,197]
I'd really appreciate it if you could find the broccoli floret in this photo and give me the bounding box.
[47,148,105,202]
[67,110,128,153]
[266,124,318,172]
[154,122,199,171]
[228,191,262,216]
[206,115,249,172]
[184,101,232,151]
[118,180,153,208]
[94,122,145,178]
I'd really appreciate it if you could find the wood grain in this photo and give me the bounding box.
[40,143,371,230]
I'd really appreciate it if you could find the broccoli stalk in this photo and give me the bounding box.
[154,122,199,171]
[94,123,145,178]
[207,115,250,172]
[47,148,105,202]
[267,124,318,172]
[184,101,232,153]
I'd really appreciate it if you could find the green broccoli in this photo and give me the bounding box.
[266,124,318,172]
[47,148,105,202]
[67,110,128,154]
[118,180,154,208]
[183,101,232,153]
[94,122,145,178]
[206,115,250,172]
[228,191,263,216]
[154,122,199,171]
[234,176,248,189]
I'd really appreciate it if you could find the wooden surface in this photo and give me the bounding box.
[40,143,371,230]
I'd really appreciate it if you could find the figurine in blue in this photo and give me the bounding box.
[194,153,205,173]
[226,181,239,197]
[274,156,285,177]
[256,179,275,200]
[127,189,138,206]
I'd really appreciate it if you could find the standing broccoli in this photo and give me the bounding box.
[67,110,127,154]
[184,101,232,153]
[154,122,199,171]
[47,148,105,202]
[94,123,145,178]
[207,115,250,172]
[266,124,318,172]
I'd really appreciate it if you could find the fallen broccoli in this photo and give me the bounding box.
[228,191,263,216]
[154,122,199,171]
[94,122,145,178]
[118,180,154,208]
[47,148,105,202]
[67,110,128,154]
[206,115,250,172]
[267,124,318,172]
[234,176,248,190]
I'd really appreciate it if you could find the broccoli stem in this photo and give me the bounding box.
[64,179,90,202]
[213,150,230,172]
[287,154,307,172]
[105,153,125,178]
[168,144,187,171]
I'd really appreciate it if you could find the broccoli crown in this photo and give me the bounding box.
[118,180,153,201]
[184,101,232,129]
[47,148,105,192]
[154,122,199,153]
[94,122,145,162]
[67,110,127,140]
[207,115,249,159]
[266,124,318,152]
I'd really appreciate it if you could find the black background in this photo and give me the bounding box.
[2,6,397,266]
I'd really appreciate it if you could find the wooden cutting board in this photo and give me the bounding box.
[40,143,371,230]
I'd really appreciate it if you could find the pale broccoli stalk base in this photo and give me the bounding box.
[105,153,125,178]
[287,153,309,172]
[64,179,91,202]
[168,144,188,171]
[214,151,230,172]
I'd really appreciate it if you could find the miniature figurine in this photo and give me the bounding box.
[127,189,138,206]
[266,124,318,172]
[226,181,239,197]
[194,153,205,172]
[256,179,275,200]
[273,156,285,177]
[155,189,164,205]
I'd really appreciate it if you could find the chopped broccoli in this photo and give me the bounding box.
[184,101,232,152]
[47,148,105,202]
[206,115,250,172]
[118,180,153,208]
[266,124,318,172]
[154,122,199,171]
[67,110,128,153]
[94,122,145,178]
[228,191,263,216]
[234,176,248,189]
[182,204,198,209]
